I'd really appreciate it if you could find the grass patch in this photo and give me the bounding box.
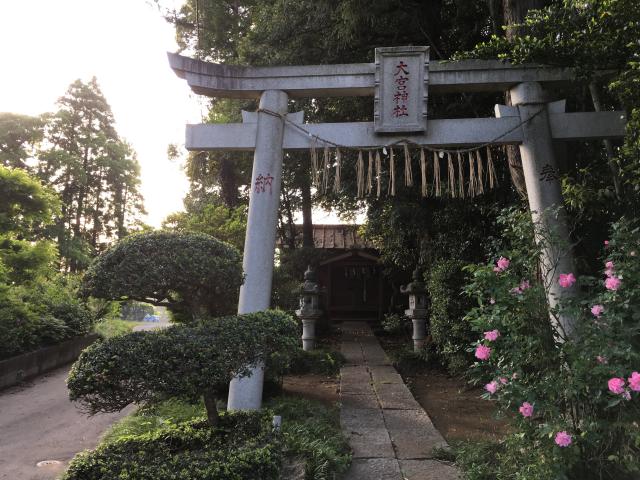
[92,318,143,338]
[74,396,350,480]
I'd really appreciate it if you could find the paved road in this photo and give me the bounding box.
[0,365,133,480]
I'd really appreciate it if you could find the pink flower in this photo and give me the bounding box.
[485,381,498,394]
[604,240,609,246]
[591,305,605,317]
[623,391,631,401]
[497,257,511,272]
[484,330,500,342]
[499,377,509,385]
[475,345,491,361]
[510,280,530,296]
[555,431,572,447]
[605,276,621,291]
[605,261,615,277]
[519,402,534,417]
[558,273,576,288]
[628,372,640,392]
[489,297,495,304]
[608,377,626,395]
[596,355,608,364]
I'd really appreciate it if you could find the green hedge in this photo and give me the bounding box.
[0,277,95,360]
[63,412,281,480]
[427,259,475,374]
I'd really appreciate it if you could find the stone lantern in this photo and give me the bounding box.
[295,265,323,351]
[400,266,428,352]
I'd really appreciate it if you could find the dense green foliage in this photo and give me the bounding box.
[0,166,98,359]
[81,231,243,321]
[463,210,640,478]
[286,348,346,377]
[64,397,350,480]
[427,259,476,374]
[163,203,247,251]
[67,310,298,426]
[63,411,281,480]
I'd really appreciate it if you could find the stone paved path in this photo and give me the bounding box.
[340,322,460,480]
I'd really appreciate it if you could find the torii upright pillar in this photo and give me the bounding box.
[510,81,576,337]
[227,90,288,411]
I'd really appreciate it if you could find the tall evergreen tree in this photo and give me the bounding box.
[34,78,145,271]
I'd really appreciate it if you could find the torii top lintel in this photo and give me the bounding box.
[168,51,576,99]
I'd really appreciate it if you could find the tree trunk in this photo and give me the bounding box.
[502,0,551,200]
[281,187,297,249]
[202,391,220,427]
[588,82,623,199]
[502,0,549,40]
[300,161,314,248]
[219,156,240,208]
[91,167,104,250]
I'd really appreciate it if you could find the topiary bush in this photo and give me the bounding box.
[427,259,475,374]
[63,411,281,480]
[81,231,243,322]
[67,310,298,427]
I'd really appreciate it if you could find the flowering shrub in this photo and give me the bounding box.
[463,210,640,479]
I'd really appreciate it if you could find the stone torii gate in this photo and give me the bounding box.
[169,47,626,411]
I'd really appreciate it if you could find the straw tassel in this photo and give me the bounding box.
[457,152,465,199]
[447,152,456,198]
[486,146,498,189]
[475,150,485,195]
[375,150,382,198]
[310,136,319,189]
[420,148,428,197]
[388,147,396,196]
[322,146,330,193]
[404,144,413,187]
[356,150,365,198]
[468,151,476,197]
[333,148,342,192]
[367,150,373,195]
[433,151,441,197]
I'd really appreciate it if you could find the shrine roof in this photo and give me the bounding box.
[278,224,375,250]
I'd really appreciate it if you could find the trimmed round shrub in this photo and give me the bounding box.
[67,310,298,426]
[81,231,243,322]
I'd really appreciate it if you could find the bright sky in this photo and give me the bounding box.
[0,0,202,227]
[0,0,359,227]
